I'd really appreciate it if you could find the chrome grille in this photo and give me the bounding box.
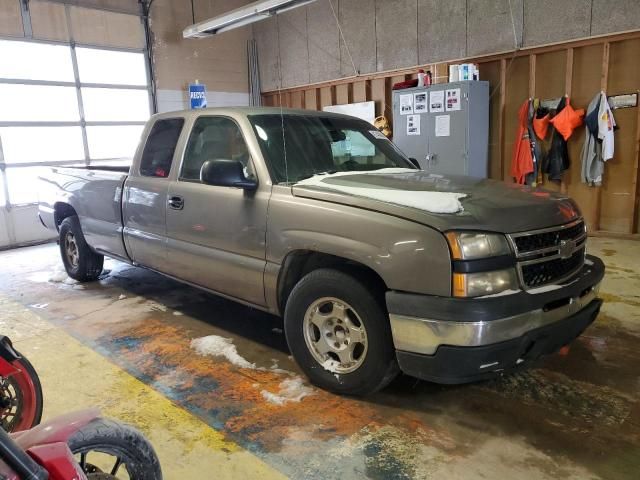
[508,219,587,289]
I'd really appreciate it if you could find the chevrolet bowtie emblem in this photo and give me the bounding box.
[559,239,576,259]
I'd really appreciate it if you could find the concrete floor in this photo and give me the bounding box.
[0,237,638,479]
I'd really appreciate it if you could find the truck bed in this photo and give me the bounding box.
[38,166,130,260]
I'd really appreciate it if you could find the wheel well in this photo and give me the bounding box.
[277,251,388,313]
[53,203,77,230]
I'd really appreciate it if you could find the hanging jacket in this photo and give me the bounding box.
[581,93,603,185]
[597,92,616,161]
[510,100,534,184]
[525,100,542,185]
[543,96,570,182]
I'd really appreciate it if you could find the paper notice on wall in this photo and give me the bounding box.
[435,115,450,137]
[446,88,461,111]
[407,115,420,135]
[429,90,444,112]
[414,92,428,112]
[399,94,413,115]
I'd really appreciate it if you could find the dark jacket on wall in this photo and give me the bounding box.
[543,96,570,182]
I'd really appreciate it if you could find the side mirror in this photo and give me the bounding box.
[200,159,257,190]
[408,157,421,169]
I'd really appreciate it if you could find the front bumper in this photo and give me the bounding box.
[387,254,605,384]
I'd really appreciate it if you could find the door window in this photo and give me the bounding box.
[139,118,184,178]
[181,117,255,182]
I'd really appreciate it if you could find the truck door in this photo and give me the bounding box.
[122,118,184,268]
[164,115,268,307]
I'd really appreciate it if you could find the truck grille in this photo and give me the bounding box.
[508,219,587,289]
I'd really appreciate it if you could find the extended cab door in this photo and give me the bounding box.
[164,115,269,307]
[122,117,185,268]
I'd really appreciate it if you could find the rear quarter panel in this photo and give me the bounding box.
[38,167,129,259]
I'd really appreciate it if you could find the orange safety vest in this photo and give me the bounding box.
[510,100,534,184]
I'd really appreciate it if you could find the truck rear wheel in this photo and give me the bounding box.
[59,215,104,282]
[284,269,399,396]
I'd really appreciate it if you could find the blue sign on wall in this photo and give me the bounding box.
[189,83,207,109]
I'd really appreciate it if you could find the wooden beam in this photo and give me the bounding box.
[564,48,574,97]
[560,48,574,195]
[528,54,536,98]
[632,92,640,234]
[594,42,610,232]
[499,58,507,181]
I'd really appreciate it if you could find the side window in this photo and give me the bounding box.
[139,118,184,178]
[181,116,254,181]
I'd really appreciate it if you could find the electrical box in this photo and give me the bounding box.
[392,81,489,177]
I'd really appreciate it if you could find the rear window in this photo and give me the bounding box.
[139,118,184,178]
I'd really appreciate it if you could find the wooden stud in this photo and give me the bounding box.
[565,48,574,97]
[631,92,640,234]
[560,48,574,195]
[528,54,536,98]
[499,58,507,181]
[593,42,610,232]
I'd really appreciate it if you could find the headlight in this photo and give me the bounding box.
[453,269,518,297]
[445,231,512,259]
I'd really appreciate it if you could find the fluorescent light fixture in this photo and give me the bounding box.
[183,0,317,38]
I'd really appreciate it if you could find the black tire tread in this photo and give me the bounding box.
[59,216,103,282]
[68,418,162,480]
[285,268,399,396]
[13,351,43,430]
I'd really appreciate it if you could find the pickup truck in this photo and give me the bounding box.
[39,107,604,395]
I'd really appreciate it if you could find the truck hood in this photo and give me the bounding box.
[291,170,581,233]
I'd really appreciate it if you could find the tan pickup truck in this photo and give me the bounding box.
[39,107,604,395]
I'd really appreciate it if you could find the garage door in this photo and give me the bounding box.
[0,0,152,249]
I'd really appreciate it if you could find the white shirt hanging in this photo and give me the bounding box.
[597,91,616,161]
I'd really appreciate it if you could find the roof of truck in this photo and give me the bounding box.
[151,106,359,121]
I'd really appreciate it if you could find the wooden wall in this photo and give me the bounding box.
[263,31,640,236]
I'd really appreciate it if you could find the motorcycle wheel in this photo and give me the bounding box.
[0,353,43,432]
[68,418,162,480]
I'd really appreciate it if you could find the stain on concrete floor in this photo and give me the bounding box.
[1,237,639,479]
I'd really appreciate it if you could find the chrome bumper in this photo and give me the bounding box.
[389,283,600,355]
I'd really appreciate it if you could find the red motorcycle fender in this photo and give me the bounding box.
[27,443,87,480]
[12,408,101,449]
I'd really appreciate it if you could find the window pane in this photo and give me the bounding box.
[76,48,147,86]
[182,117,249,181]
[0,127,84,164]
[82,88,150,122]
[87,125,144,160]
[140,119,184,178]
[0,84,80,122]
[0,40,74,82]
[6,167,45,205]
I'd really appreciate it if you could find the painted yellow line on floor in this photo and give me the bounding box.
[1,295,287,480]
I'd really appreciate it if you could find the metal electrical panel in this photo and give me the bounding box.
[392,81,489,178]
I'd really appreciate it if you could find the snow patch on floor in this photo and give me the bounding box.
[260,377,314,405]
[27,265,79,285]
[295,169,466,214]
[190,335,256,369]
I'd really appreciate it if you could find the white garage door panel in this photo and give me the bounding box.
[9,206,55,246]
[0,210,10,248]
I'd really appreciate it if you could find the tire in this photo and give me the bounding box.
[68,418,162,480]
[59,215,103,282]
[284,268,399,396]
[0,352,43,432]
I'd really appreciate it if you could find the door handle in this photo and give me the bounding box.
[168,195,184,210]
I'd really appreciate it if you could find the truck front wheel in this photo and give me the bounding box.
[59,215,104,282]
[284,269,399,396]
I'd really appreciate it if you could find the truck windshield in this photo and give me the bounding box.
[248,114,415,184]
